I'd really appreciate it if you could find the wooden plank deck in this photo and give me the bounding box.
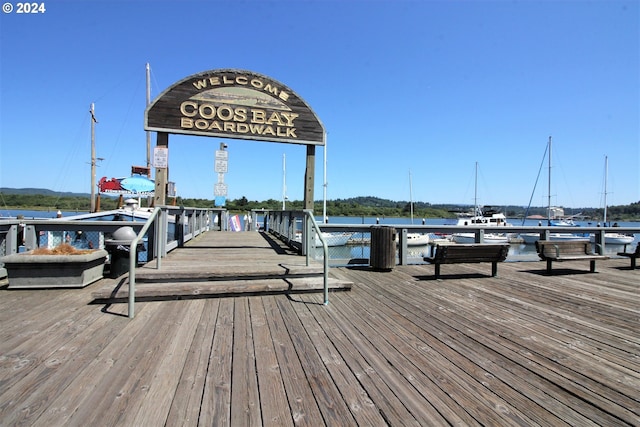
[0,231,638,426]
[92,231,352,301]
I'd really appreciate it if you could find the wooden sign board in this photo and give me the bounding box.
[145,69,325,146]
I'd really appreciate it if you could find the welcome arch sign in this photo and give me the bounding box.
[145,69,325,208]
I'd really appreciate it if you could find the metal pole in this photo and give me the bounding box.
[282,153,286,210]
[547,136,552,225]
[409,169,414,223]
[146,63,151,173]
[323,137,327,223]
[603,155,608,224]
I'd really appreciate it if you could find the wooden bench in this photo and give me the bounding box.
[535,240,608,274]
[617,243,640,269]
[423,244,509,279]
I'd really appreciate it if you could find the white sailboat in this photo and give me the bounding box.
[520,137,589,244]
[589,156,634,245]
[452,162,512,244]
[403,170,430,246]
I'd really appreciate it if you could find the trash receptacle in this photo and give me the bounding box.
[105,226,142,278]
[370,226,396,271]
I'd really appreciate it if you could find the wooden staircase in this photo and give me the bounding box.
[92,231,352,302]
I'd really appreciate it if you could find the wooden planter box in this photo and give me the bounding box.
[1,249,108,289]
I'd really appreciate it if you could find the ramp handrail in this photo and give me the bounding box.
[129,206,162,318]
[303,209,329,305]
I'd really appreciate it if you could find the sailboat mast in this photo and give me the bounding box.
[547,136,552,225]
[409,170,414,223]
[603,155,608,224]
[474,161,478,215]
[146,63,151,174]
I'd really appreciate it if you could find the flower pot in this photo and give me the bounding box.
[1,249,108,289]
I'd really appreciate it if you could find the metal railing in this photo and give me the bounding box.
[304,210,329,305]
[128,207,161,318]
[0,206,221,318]
[261,214,640,266]
[264,210,329,305]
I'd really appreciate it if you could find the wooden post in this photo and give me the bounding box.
[154,132,169,206]
[304,145,315,210]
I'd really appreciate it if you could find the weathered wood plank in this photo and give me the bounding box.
[165,299,220,426]
[127,299,205,426]
[297,293,425,426]
[65,301,190,426]
[231,297,262,426]
[262,296,324,426]
[275,296,357,425]
[199,298,234,426]
[28,300,167,426]
[0,302,123,426]
[249,297,295,427]
[289,297,389,426]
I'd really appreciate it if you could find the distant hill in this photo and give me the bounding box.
[0,188,91,198]
[2,187,637,221]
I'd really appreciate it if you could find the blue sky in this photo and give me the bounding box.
[1,0,638,209]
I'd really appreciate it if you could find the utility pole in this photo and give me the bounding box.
[146,63,151,175]
[90,103,98,212]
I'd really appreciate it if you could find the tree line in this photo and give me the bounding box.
[2,191,639,221]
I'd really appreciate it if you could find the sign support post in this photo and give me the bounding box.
[154,132,169,206]
[304,145,315,210]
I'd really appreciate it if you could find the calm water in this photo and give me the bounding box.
[317,216,640,263]
[4,210,638,263]
[0,209,89,219]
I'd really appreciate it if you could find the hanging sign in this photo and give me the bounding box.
[214,150,228,173]
[98,176,155,196]
[214,183,228,197]
[145,69,325,145]
[154,147,168,168]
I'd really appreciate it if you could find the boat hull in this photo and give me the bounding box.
[315,232,352,247]
[520,233,590,244]
[589,233,635,245]
[452,233,510,244]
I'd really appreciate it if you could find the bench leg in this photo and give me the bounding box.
[491,261,498,277]
[546,259,552,274]
[590,260,596,273]
[631,257,637,269]
[434,264,441,279]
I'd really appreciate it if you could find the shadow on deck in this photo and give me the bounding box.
[91,231,352,303]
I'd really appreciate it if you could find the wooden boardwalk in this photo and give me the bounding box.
[0,231,638,426]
